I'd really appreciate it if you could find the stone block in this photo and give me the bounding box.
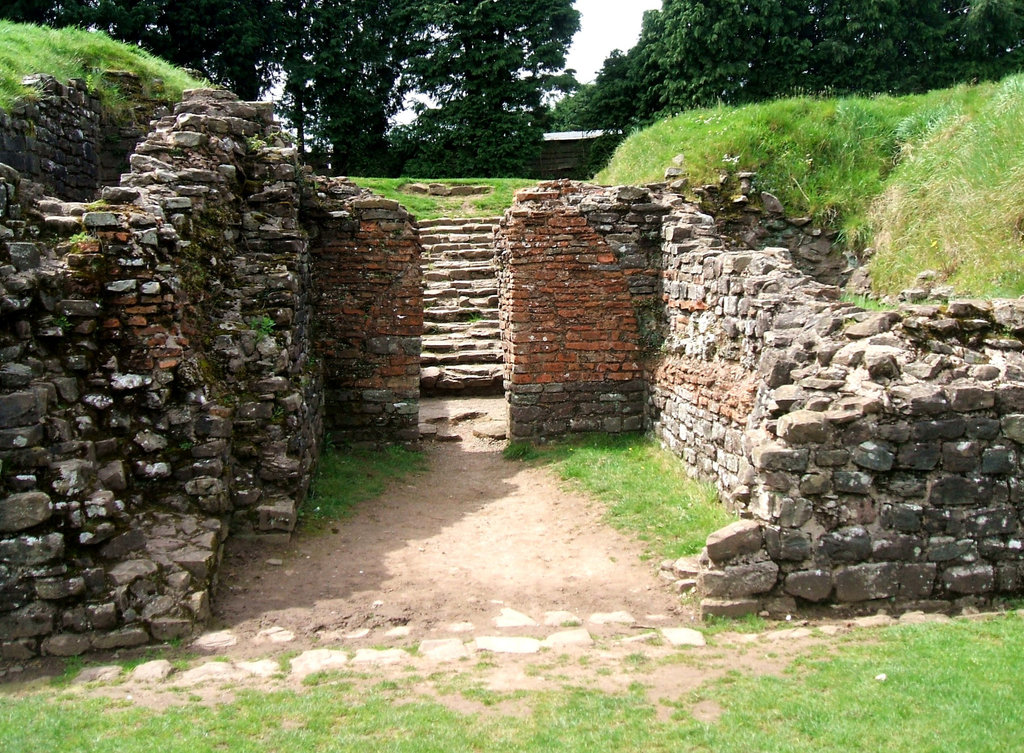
[1002,415,1024,443]
[981,447,1015,475]
[834,563,899,602]
[928,476,1007,506]
[107,559,158,586]
[705,519,763,565]
[945,385,995,412]
[942,564,995,595]
[764,527,812,561]
[0,532,64,566]
[91,628,150,650]
[784,569,833,602]
[699,560,779,597]
[777,410,831,444]
[897,442,940,471]
[42,633,91,656]
[898,563,938,599]
[833,471,873,495]
[0,491,52,532]
[852,441,895,471]
[0,391,41,429]
[0,602,55,638]
[700,598,759,619]
[752,444,809,472]
[820,526,872,563]
[871,533,923,561]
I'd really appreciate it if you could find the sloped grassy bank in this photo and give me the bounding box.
[599,73,1024,298]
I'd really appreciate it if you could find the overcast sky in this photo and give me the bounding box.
[565,0,662,83]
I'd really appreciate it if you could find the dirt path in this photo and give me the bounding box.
[213,397,688,659]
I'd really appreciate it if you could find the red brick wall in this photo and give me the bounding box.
[309,184,423,445]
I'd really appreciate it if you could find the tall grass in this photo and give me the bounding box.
[869,74,1024,297]
[0,21,204,112]
[598,75,1024,297]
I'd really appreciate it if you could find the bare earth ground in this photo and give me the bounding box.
[2,397,958,717]
[215,396,685,653]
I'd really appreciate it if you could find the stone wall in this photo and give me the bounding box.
[0,87,328,658]
[306,178,422,446]
[499,180,1024,618]
[0,74,160,202]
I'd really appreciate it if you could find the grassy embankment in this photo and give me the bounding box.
[0,21,204,112]
[599,73,1024,298]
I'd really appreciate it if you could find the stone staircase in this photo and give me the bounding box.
[418,217,504,395]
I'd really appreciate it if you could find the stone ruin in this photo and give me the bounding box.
[1,79,1023,658]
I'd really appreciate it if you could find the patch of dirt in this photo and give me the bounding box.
[213,397,685,656]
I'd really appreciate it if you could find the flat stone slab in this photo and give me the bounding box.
[344,628,371,640]
[352,648,409,665]
[290,649,349,679]
[176,662,246,685]
[621,632,660,645]
[495,608,538,628]
[384,626,412,638]
[472,420,507,439]
[192,630,238,650]
[255,626,295,644]
[543,611,582,627]
[419,638,471,662]
[763,627,813,642]
[131,660,173,682]
[447,622,475,633]
[542,629,594,649]
[237,659,280,678]
[74,665,123,684]
[660,627,707,647]
[475,636,541,654]
[589,611,635,625]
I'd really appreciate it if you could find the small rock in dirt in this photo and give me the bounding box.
[589,611,635,625]
[266,558,284,566]
[851,615,895,629]
[621,632,659,645]
[472,420,507,440]
[385,626,411,638]
[447,622,475,633]
[660,627,707,647]
[352,648,408,665]
[898,611,951,625]
[475,636,541,654]
[237,659,280,678]
[420,638,470,662]
[74,665,123,684]
[817,625,845,636]
[345,628,371,640]
[192,630,238,650]
[543,611,581,627]
[256,626,295,644]
[176,662,246,685]
[495,608,538,628]
[763,627,813,642]
[131,660,173,682]
[291,650,348,679]
[541,629,593,648]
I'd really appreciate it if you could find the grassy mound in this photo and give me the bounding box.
[352,178,535,220]
[0,21,205,112]
[598,74,1024,297]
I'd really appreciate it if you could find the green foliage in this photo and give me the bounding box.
[575,0,1024,136]
[352,178,533,220]
[869,74,1024,296]
[247,315,275,340]
[396,0,580,177]
[0,20,205,112]
[506,433,733,559]
[301,446,427,529]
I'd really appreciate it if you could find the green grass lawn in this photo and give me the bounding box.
[0,21,204,112]
[351,178,535,221]
[505,433,733,560]
[2,615,1022,752]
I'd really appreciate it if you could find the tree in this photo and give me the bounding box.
[398,0,580,177]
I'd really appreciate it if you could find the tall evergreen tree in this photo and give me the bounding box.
[398,0,580,177]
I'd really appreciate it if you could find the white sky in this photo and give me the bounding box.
[565,0,663,84]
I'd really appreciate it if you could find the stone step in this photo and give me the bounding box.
[421,350,504,367]
[424,306,500,323]
[424,323,500,339]
[423,292,499,307]
[420,233,495,246]
[417,216,502,229]
[421,363,504,393]
[422,335,502,350]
